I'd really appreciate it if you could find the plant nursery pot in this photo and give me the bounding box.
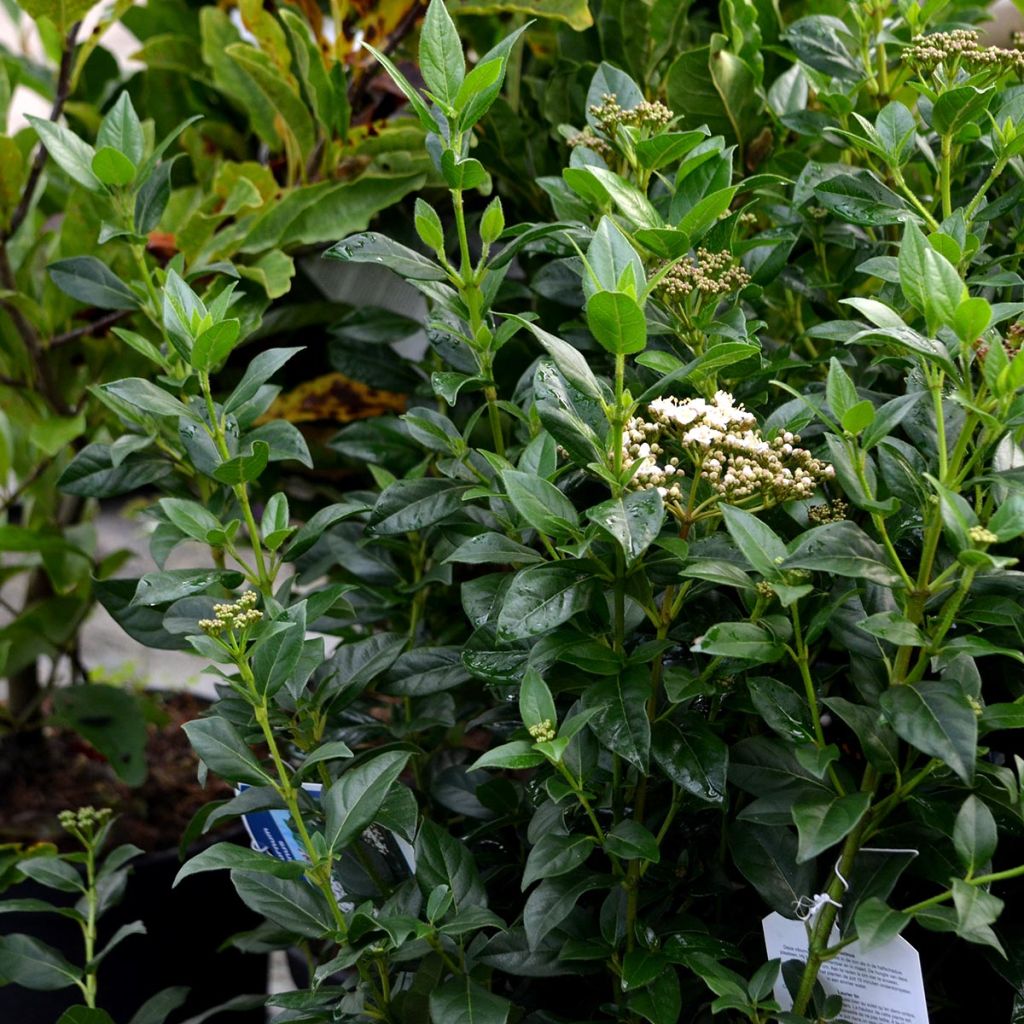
[0,692,268,1022]
[0,831,267,1024]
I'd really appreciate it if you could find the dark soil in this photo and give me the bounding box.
[0,691,230,852]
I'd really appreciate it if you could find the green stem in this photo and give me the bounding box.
[555,761,607,844]
[83,842,98,1008]
[930,368,949,480]
[873,3,889,99]
[964,159,1008,224]
[905,566,976,684]
[902,861,1024,915]
[452,184,505,458]
[241,660,348,939]
[940,134,953,221]
[851,444,914,590]
[131,243,162,322]
[199,372,273,595]
[790,604,845,795]
[891,510,943,684]
[792,767,879,1016]
[891,167,941,231]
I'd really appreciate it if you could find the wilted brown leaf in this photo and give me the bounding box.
[265,372,406,424]
[341,0,426,51]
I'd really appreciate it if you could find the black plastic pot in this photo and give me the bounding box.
[0,837,267,1024]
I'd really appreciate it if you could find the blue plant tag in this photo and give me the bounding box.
[235,782,416,878]
[237,781,323,863]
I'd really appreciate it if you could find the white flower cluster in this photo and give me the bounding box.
[622,391,834,512]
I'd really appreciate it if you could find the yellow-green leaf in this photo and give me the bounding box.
[19,0,94,31]
[0,137,25,228]
[447,0,592,30]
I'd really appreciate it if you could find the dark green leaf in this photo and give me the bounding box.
[429,977,509,1024]
[523,874,606,950]
[522,834,595,889]
[792,791,871,863]
[174,843,305,888]
[582,668,651,772]
[652,718,727,804]
[0,934,81,990]
[182,717,274,787]
[496,563,593,641]
[324,751,410,852]
[415,820,486,910]
[605,821,660,863]
[49,257,138,310]
[880,680,977,784]
[231,871,335,939]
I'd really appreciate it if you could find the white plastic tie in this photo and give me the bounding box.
[793,857,852,925]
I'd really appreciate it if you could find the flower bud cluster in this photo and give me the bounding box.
[588,93,674,134]
[969,525,998,545]
[622,391,834,511]
[567,126,612,157]
[528,719,557,742]
[199,590,263,635]
[58,806,113,835]
[807,498,848,524]
[658,249,751,300]
[905,29,1024,73]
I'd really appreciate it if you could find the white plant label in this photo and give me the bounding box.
[762,912,929,1024]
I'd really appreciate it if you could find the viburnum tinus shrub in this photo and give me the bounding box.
[317,3,1024,1022]
[90,3,1024,1024]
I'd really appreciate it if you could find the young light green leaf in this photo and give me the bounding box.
[26,116,100,191]
[420,0,465,107]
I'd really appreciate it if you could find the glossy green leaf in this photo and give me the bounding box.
[586,291,647,355]
[174,843,304,888]
[522,834,595,889]
[182,717,274,787]
[496,563,593,641]
[605,820,660,863]
[429,977,510,1024]
[721,505,787,579]
[581,668,651,772]
[792,791,871,863]
[26,116,100,190]
[953,796,997,876]
[503,469,578,538]
[324,751,410,852]
[231,871,335,939]
[854,898,910,953]
[587,489,664,566]
[880,680,977,784]
[651,718,728,804]
[369,478,472,535]
[415,820,486,910]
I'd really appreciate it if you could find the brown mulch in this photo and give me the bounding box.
[0,692,231,853]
